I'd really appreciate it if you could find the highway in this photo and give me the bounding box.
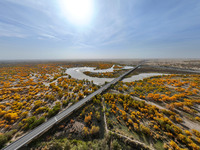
[145,65,200,74]
[3,65,140,150]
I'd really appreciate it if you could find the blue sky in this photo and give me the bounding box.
[0,0,200,60]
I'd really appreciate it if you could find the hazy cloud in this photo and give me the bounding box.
[0,0,200,59]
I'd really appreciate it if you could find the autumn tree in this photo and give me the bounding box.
[82,127,89,137]
[90,126,100,136]
[84,115,91,124]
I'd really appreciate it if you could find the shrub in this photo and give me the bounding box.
[0,129,17,148]
[48,103,61,118]
[29,117,45,129]
[0,134,7,148]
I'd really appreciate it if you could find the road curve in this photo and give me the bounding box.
[3,65,140,150]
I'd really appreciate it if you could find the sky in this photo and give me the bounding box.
[0,0,200,60]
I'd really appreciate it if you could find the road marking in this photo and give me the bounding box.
[54,117,58,122]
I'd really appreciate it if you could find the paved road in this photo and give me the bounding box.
[3,65,140,150]
[145,65,200,74]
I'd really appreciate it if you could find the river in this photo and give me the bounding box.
[66,66,166,85]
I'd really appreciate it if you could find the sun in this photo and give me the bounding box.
[59,0,94,26]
